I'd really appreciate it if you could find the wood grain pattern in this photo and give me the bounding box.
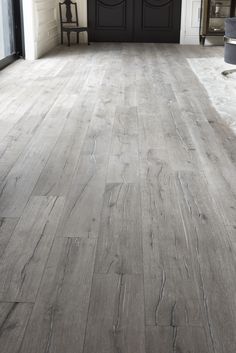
[83,274,145,353]
[107,107,139,183]
[0,218,19,258]
[0,96,69,217]
[1,44,236,353]
[176,172,236,353]
[57,154,107,238]
[146,326,211,353]
[0,196,64,302]
[32,97,93,197]
[95,183,142,274]
[140,149,203,327]
[0,302,33,353]
[19,237,96,353]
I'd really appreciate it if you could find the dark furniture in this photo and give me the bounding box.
[222,17,236,75]
[200,0,236,45]
[88,0,182,43]
[59,0,89,46]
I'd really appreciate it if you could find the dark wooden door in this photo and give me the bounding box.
[88,0,182,43]
[134,0,182,43]
[88,0,134,42]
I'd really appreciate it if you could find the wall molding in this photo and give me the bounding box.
[180,0,201,45]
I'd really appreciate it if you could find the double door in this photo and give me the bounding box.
[88,0,182,43]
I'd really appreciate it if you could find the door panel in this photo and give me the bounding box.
[88,0,182,43]
[134,0,182,42]
[88,0,134,42]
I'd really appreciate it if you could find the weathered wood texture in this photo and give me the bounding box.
[83,274,145,353]
[19,237,96,353]
[0,43,236,353]
[0,218,18,258]
[0,302,33,353]
[95,183,142,274]
[0,196,64,302]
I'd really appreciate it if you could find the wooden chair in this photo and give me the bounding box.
[59,0,89,46]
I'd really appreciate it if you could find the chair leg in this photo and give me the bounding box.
[222,69,236,77]
[67,32,71,47]
[77,32,79,44]
[61,31,63,45]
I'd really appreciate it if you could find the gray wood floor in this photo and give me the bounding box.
[0,43,236,353]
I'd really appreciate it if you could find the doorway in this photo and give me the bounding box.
[0,0,24,70]
[88,0,182,43]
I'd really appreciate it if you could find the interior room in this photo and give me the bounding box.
[0,1,236,352]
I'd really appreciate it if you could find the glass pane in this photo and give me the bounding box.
[0,0,15,60]
[209,0,231,18]
[208,17,225,32]
[208,0,232,33]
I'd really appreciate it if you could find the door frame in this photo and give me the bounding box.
[13,0,25,58]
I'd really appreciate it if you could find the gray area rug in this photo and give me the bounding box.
[188,57,236,134]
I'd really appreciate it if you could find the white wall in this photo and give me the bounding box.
[23,0,59,59]
[35,0,59,57]
[180,0,201,44]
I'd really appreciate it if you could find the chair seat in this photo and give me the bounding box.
[62,25,88,33]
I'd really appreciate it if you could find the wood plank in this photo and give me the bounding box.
[138,113,166,152]
[121,47,137,107]
[83,274,145,353]
[179,105,236,226]
[0,218,19,258]
[176,171,236,353]
[0,196,64,302]
[140,149,203,327]
[107,107,139,183]
[162,97,200,172]
[18,237,96,353]
[81,102,115,157]
[0,86,62,185]
[226,225,236,243]
[146,326,211,353]
[56,63,119,237]
[57,153,107,238]
[32,98,95,196]
[0,302,33,353]
[0,95,72,217]
[95,183,142,274]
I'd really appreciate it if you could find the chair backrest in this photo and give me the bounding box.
[59,0,79,27]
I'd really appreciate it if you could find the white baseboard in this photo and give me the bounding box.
[180,35,200,45]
